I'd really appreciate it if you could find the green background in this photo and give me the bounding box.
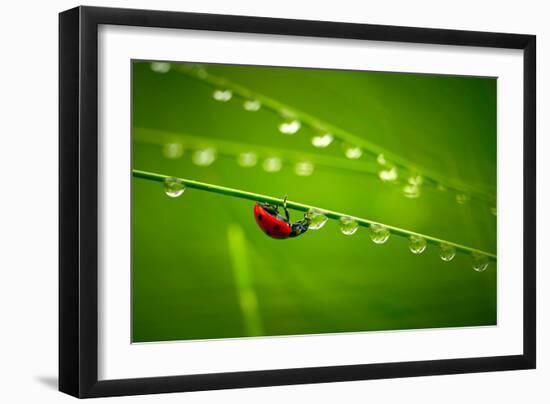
[132,61,497,343]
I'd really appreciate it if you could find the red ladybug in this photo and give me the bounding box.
[254,196,310,239]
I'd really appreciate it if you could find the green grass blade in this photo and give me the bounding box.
[227,224,264,337]
[133,169,497,260]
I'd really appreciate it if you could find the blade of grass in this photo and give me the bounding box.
[227,224,264,337]
[174,63,496,205]
[133,169,496,261]
[134,127,380,177]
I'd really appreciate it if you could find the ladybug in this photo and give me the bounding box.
[254,195,310,239]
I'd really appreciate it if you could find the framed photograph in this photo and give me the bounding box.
[59,6,536,398]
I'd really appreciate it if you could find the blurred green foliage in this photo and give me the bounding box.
[132,61,496,342]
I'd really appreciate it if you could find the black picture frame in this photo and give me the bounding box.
[59,5,536,398]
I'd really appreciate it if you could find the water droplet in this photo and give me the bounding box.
[377,154,386,165]
[243,99,261,111]
[237,152,258,167]
[379,167,398,183]
[408,175,423,186]
[490,207,497,216]
[340,216,359,235]
[278,119,301,135]
[403,184,421,198]
[295,161,314,176]
[456,194,469,204]
[192,148,217,166]
[439,243,456,262]
[307,209,328,230]
[164,177,185,197]
[369,224,390,244]
[213,89,232,102]
[437,184,447,192]
[150,62,171,73]
[196,67,208,79]
[311,133,334,148]
[409,235,427,254]
[343,144,362,159]
[262,157,282,173]
[162,143,184,159]
[472,253,489,272]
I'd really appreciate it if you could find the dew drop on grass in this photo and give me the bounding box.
[340,216,358,235]
[409,235,427,254]
[379,167,398,182]
[377,154,386,165]
[237,152,258,167]
[343,144,362,159]
[369,224,390,244]
[278,119,301,135]
[212,89,232,102]
[164,177,185,198]
[403,184,421,198]
[295,161,314,176]
[311,133,334,148]
[196,67,208,79]
[192,148,217,166]
[408,175,423,186]
[243,99,261,111]
[150,62,171,73]
[472,253,489,272]
[162,143,184,159]
[439,243,456,262]
[456,193,469,204]
[307,209,328,230]
[262,157,282,173]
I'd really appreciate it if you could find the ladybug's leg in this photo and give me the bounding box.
[261,202,280,216]
[282,195,290,222]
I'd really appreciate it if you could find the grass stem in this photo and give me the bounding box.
[174,64,496,205]
[133,169,496,260]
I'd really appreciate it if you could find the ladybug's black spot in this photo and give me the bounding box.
[258,214,263,221]
[274,225,281,231]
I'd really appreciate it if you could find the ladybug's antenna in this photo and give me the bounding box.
[282,194,290,222]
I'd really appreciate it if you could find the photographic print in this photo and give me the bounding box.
[131,60,497,343]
